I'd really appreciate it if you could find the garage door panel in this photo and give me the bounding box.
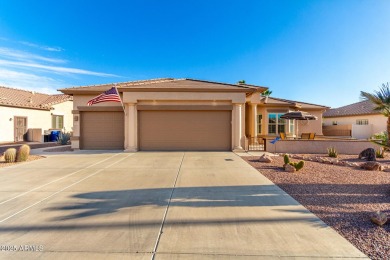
[81,112,124,150]
[139,111,231,151]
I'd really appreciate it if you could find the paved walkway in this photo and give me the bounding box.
[0,152,367,259]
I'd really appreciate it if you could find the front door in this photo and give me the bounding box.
[14,116,27,142]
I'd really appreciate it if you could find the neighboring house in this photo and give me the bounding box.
[59,78,328,151]
[323,100,386,139]
[0,86,73,143]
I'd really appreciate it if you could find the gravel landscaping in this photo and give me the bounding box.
[0,155,45,168]
[243,154,390,260]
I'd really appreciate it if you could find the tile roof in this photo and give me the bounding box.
[0,86,73,110]
[265,97,329,109]
[323,100,380,117]
[59,78,268,94]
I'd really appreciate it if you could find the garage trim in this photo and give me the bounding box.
[137,105,233,111]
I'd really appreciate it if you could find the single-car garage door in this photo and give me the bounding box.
[139,110,231,151]
[81,111,124,149]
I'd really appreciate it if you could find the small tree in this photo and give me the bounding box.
[261,89,272,96]
[237,80,246,84]
[360,82,390,147]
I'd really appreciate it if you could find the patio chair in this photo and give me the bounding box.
[309,133,316,139]
[300,133,310,139]
[279,133,286,140]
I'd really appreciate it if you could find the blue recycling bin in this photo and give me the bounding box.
[50,130,61,142]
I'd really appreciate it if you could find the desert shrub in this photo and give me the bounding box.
[57,131,71,145]
[371,131,388,145]
[376,147,385,158]
[16,144,30,162]
[4,148,17,163]
[327,147,338,158]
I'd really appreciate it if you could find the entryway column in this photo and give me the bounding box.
[252,104,258,138]
[125,103,138,152]
[233,103,243,151]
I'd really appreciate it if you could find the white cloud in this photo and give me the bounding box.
[19,41,64,52]
[0,45,119,92]
[0,69,67,94]
[0,59,117,77]
[0,47,66,63]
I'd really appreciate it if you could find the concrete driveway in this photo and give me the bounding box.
[0,152,366,259]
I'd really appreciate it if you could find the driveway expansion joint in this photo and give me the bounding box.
[151,152,185,260]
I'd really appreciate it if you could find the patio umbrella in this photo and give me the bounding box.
[280,111,318,137]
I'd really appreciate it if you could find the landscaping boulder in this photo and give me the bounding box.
[360,161,383,171]
[284,163,296,173]
[258,154,273,163]
[358,148,376,161]
[370,211,388,226]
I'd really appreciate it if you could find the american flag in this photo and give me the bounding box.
[87,87,122,106]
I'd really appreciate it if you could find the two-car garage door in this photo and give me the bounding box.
[138,110,231,151]
[80,110,231,151]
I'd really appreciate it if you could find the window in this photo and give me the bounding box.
[289,119,295,134]
[332,121,338,125]
[257,114,262,134]
[52,115,64,129]
[268,113,286,135]
[356,119,368,125]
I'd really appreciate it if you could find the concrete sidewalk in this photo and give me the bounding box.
[0,152,367,259]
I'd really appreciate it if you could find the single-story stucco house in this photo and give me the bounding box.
[59,78,328,151]
[323,100,386,139]
[0,86,73,143]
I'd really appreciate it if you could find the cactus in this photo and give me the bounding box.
[327,147,338,158]
[283,154,290,165]
[4,148,17,163]
[288,161,305,171]
[295,160,305,171]
[376,148,385,158]
[16,145,30,162]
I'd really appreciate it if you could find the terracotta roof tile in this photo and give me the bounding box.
[0,86,72,110]
[323,100,379,117]
[59,78,267,94]
[265,97,329,109]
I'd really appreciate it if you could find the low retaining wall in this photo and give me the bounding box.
[265,139,381,154]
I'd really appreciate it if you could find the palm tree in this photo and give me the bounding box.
[261,89,272,96]
[360,82,390,146]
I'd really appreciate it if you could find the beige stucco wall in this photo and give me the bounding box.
[71,92,247,151]
[0,101,73,143]
[52,101,73,132]
[297,110,324,135]
[266,139,380,154]
[323,114,387,139]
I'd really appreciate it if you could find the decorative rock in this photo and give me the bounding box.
[337,161,346,166]
[358,148,376,161]
[371,211,388,226]
[383,167,390,172]
[258,154,273,163]
[360,161,383,171]
[351,162,359,167]
[284,163,296,173]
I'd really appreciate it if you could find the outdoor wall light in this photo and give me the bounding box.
[9,118,12,121]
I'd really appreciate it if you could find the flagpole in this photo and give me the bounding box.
[114,84,126,116]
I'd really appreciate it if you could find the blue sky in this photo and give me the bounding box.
[0,0,389,108]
